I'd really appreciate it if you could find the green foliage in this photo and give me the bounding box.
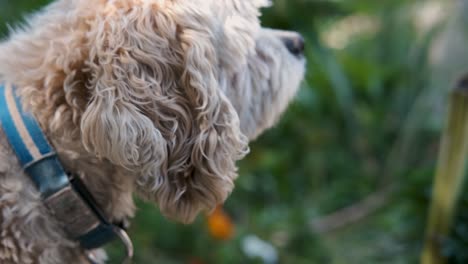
[0,0,50,37]
[445,194,468,263]
[3,0,468,263]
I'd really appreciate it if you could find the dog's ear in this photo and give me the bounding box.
[81,4,248,223]
[80,24,167,175]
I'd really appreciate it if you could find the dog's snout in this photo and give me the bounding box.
[282,34,305,56]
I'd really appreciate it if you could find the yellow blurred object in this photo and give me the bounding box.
[207,205,235,241]
[421,75,468,264]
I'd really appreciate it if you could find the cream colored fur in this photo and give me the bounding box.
[0,0,305,263]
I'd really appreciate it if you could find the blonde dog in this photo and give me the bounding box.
[0,0,305,263]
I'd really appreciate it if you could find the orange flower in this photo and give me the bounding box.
[188,257,205,264]
[207,205,235,241]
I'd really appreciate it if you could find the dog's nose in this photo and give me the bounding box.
[282,34,305,56]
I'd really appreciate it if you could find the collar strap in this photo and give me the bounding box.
[0,84,122,250]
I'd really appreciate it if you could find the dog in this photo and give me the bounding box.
[0,0,305,263]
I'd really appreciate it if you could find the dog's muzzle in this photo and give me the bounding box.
[275,30,305,57]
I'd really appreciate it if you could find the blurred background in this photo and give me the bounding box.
[2,0,468,263]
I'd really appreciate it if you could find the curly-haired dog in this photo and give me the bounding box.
[0,0,305,263]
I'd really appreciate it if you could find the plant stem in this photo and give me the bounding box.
[421,75,468,264]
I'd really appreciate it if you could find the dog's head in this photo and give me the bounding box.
[1,0,306,223]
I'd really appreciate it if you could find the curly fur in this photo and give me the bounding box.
[0,0,305,263]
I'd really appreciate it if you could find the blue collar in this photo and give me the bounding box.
[0,84,132,258]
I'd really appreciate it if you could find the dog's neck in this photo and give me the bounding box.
[52,138,137,223]
[2,81,137,224]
